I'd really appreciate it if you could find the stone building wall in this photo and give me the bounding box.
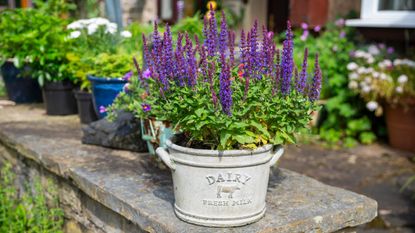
[120,0,157,25]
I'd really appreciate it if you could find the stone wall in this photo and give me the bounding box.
[0,143,142,233]
[0,105,377,233]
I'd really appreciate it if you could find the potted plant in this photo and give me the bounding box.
[66,17,134,120]
[114,9,321,226]
[348,44,415,152]
[0,7,79,115]
[0,9,43,103]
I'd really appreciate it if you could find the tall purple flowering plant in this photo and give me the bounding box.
[111,10,322,150]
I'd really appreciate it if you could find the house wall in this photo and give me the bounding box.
[242,0,268,31]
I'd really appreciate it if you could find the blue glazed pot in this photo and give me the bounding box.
[1,62,43,103]
[88,75,127,119]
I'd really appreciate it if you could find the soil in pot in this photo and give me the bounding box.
[385,102,415,152]
[42,81,77,115]
[74,90,98,124]
[1,62,43,103]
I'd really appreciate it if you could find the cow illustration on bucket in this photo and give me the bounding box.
[217,184,241,198]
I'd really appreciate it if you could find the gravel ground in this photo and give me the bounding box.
[281,143,415,232]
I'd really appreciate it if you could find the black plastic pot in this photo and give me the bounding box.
[1,61,43,103]
[42,81,78,115]
[74,90,98,124]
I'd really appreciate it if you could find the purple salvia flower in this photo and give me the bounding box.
[195,35,208,78]
[143,69,151,79]
[199,43,208,79]
[273,65,281,96]
[163,24,174,78]
[250,20,260,79]
[228,30,235,67]
[152,21,168,89]
[203,16,208,46]
[294,67,299,88]
[281,20,294,95]
[269,42,276,72]
[261,26,274,75]
[174,52,186,86]
[159,45,169,90]
[219,63,232,116]
[240,30,247,66]
[219,11,228,63]
[152,21,162,69]
[246,31,252,77]
[207,5,218,57]
[272,48,281,95]
[133,57,142,79]
[185,33,197,87]
[297,48,308,93]
[142,34,153,71]
[174,33,186,86]
[122,71,133,81]
[309,54,322,101]
[240,30,250,101]
[208,61,218,108]
[261,25,268,73]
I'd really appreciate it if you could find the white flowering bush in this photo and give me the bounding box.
[66,17,132,55]
[65,18,135,91]
[347,44,415,115]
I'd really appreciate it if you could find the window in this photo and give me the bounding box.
[346,0,415,28]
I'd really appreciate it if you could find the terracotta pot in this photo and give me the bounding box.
[385,100,415,152]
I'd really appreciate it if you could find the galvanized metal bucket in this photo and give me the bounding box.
[156,140,284,227]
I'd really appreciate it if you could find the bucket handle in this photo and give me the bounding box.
[156,147,176,171]
[269,146,284,167]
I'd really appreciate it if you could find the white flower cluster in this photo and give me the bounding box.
[347,44,415,115]
[347,61,394,94]
[353,50,375,64]
[67,18,132,39]
[378,59,392,69]
[393,59,415,67]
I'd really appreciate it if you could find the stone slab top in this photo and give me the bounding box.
[0,105,378,232]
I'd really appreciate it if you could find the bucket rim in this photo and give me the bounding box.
[166,140,275,157]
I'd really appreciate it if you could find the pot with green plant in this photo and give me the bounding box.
[66,53,97,123]
[348,45,415,152]
[0,9,45,103]
[34,23,79,116]
[86,53,133,119]
[120,9,321,226]
[0,8,79,114]
[66,18,134,120]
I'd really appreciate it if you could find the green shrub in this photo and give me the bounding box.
[0,163,64,232]
[288,21,377,147]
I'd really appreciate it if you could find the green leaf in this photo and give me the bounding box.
[220,131,232,149]
[233,135,256,144]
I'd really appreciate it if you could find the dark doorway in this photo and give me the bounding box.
[267,0,289,33]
